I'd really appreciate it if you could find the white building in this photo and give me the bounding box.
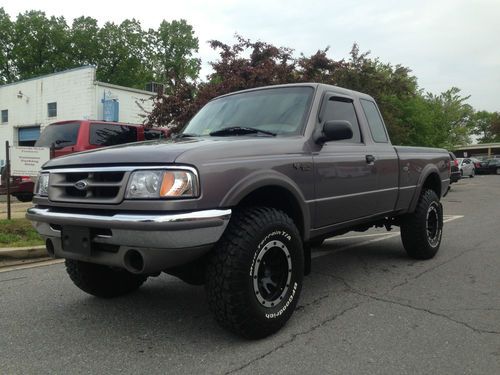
[0,66,154,165]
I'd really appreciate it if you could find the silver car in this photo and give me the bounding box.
[458,158,475,178]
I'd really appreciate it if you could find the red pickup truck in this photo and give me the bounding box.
[1,120,170,201]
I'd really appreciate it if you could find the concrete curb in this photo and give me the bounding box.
[0,246,47,261]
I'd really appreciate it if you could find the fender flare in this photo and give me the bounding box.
[220,170,311,240]
[408,164,442,212]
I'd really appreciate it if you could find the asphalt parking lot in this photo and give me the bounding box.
[1,175,499,374]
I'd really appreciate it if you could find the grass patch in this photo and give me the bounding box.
[0,218,44,248]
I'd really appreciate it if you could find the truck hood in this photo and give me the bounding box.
[43,136,304,169]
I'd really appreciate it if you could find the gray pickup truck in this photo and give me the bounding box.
[27,83,450,338]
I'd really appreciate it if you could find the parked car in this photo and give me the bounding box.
[0,166,34,202]
[449,152,460,183]
[1,121,170,202]
[478,159,500,175]
[457,158,475,178]
[470,157,482,170]
[35,120,171,157]
[28,83,450,339]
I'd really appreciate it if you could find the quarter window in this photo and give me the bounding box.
[47,102,57,118]
[1,110,8,123]
[360,99,388,143]
[321,97,361,143]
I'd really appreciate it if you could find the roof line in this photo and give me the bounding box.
[0,66,96,89]
[96,81,155,96]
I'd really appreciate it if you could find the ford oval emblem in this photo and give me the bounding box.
[74,180,89,191]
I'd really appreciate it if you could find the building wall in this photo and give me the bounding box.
[0,66,154,166]
[94,82,152,125]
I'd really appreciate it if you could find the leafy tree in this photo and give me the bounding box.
[148,19,201,92]
[0,7,16,84]
[70,16,100,67]
[96,19,153,88]
[471,111,500,143]
[12,10,71,79]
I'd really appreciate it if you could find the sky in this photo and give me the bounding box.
[3,0,500,112]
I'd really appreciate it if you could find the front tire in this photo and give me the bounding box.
[65,259,147,298]
[401,189,443,260]
[206,207,304,339]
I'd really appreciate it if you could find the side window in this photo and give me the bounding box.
[360,99,388,143]
[321,97,361,143]
[1,109,8,123]
[47,102,57,118]
[90,124,138,146]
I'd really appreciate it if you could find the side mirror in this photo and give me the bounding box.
[316,120,353,144]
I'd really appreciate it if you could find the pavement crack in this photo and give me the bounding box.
[317,271,500,335]
[225,302,363,375]
[386,240,487,294]
[295,293,330,311]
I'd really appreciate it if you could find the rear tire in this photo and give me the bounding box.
[65,259,147,298]
[470,169,475,178]
[13,193,33,202]
[401,189,443,260]
[206,207,303,339]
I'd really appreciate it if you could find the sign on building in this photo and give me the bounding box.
[10,147,50,176]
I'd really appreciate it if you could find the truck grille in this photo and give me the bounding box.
[48,169,130,204]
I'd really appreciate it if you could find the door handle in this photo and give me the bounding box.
[365,154,376,164]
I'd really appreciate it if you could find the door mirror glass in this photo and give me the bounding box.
[317,120,353,143]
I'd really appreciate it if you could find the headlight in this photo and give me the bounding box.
[35,173,50,196]
[125,169,199,199]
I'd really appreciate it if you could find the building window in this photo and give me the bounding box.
[47,102,57,118]
[1,109,8,123]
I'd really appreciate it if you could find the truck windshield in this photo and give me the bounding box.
[35,122,80,149]
[183,87,314,136]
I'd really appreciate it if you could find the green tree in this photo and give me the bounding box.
[148,19,201,92]
[12,10,71,79]
[471,111,500,143]
[0,8,16,83]
[70,16,100,67]
[96,19,152,88]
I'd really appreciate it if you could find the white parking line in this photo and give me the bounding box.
[312,215,464,259]
[0,259,64,274]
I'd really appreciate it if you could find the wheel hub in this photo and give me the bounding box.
[426,202,442,247]
[252,240,292,308]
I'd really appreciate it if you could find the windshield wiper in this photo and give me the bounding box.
[174,133,199,139]
[209,126,276,137]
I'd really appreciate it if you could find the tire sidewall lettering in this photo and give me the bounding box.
[249,228,300,320]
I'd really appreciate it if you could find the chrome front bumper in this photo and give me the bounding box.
[26,207,231,273]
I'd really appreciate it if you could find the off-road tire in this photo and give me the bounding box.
[65,259,147,298]
[401,189,443,260]
[206,207,304,339]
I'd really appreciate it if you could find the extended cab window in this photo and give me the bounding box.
[360,99,388,143]
[90,123,137,146]
[321,97,361,143]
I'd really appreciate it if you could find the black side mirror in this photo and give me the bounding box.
[316,120,353,144]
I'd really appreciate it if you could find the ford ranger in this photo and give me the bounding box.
[27,83,450,338]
